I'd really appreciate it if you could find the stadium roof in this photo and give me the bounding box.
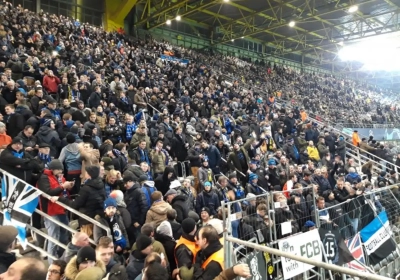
[133,0,400,85]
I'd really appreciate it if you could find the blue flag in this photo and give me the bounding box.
[1,173,40,249]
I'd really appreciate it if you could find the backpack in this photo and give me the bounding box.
[141,183,157,208]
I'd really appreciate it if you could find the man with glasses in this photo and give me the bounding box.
[46,260,66,280]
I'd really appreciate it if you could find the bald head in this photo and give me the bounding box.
[0,257,47,280]
[72,232,90,247]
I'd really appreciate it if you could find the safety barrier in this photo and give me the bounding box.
[0,168,111,260]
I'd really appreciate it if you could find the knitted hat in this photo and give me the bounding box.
[207,219,223,235]
[164,189,177,198]
[136,235,153,251]
[76,246,96,265]
[249,173,258,182]
[66,134,76,144]
[139,174,148,182]
[268,159,276,166]
[123,171,136,183]
[228,173,237,179]
[0,226,18,251]
[181,218,196,234]
[42,119,52,127]
[156,221,173,238]
[11,137,23,145]
[48,159,64,171]
[110,190,126,207]
[75,267,105,280]
[188,211,200,222]
[38,143,51,148]
[204,181,212,188]
[85,165,100,179]
[200,207,211,216]
[104,197,117,210]
[70,126,79,135]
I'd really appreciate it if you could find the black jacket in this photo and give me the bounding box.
[154,232,177,272]
[171,194,190,224]
[168,219,183,240]
[59,177,106,225]
[187,147,202,167]
[171,133,188,162]
[0,146,39,182]
[124,182,148,225]
[6,113,25,138]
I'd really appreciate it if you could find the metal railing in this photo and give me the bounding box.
[0,168,111,259]
[226,236,393,280]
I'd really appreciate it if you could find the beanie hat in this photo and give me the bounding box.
[70,126,79,135]
[85,165,100,179]
[268,159,276,166]
[84,128,92,136]
[228,173,237,179]
[104,197,117,210]
[249,173,258,182]
[207,219,223,235]
[204,181,212,187]
[305,220,316,228]
[123,171,136,183]
[48,159,64,171]
[75,267,105,280]
[66,134,76,144]
[188,210,200,222]
[0,226,18,251]
[181,218,196,234]
[136,235,153,251]
[139,174,148,182]
[42,118,52,127]
[76,246,96,265]
[156,221,173,238]
[200,207,211,216]
[101,157,114,171]
[110,190,126,207]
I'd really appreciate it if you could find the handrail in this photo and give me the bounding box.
[146,102,162,114]
[0,168,112,238]
[226,236,393,280]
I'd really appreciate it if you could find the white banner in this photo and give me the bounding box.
[278,229,322,279]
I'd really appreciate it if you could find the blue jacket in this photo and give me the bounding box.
[202,145,221,169]
[196,190,220,216]
[58,143,82,172]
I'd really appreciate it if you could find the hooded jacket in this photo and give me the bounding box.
[196,190,220,216]
[37,169,67,216]
[124,182,148,226]
[105,258,128,280]
[154,166,176,195]
[59,143,82,173]
[64,256,106,280]
[35,126,61,157]
[93,212,130,249]
[59,177,106,225]
[145,200,172,227]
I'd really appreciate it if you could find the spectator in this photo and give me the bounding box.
[47,260,67,280]
[167,209,183,240]
[145,191,172,227]
[64,246,106,280]
[0,121,11,149]
[4,104,24,138]
[154,221,177,273]
[95,236,128,280]
[0,257,47,280]
[61,232,90,263]
[37,159,74,263]
[0,225,18,273]
[196,182,220,216]
[127,235,154,280]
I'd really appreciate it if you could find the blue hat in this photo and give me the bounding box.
[204,181,212,187]
[305,220,315,228]
[104,197,117,210]
[249,173,258,182]
[268,159,276,166]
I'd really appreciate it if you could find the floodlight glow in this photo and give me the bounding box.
[348,5,358,13]
[241,36,244,38]
[166,19,171,25]
[176,15,181,21]
[338,33,400,71]
[231,39,234,42]
[337,41,344,46]
[288,21,295,27]
[223,0,230,2]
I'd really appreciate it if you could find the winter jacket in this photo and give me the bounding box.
[187,147,202,167]
[105,124,124,145]
[124,183,148,226]
[37,169,68,216]
[317,142,329,158]
[171,194,190,223]
[171,133,188,162]
[196,190,220,216]
[58,143,82,174]
[43,75,60,93]
[93,212,130,249]
[6,113,25,139]
[106,258,128,280]
[154,166,176,195]
[150,149,166,174]
[198,167,214,190]
[0,251,16,274]
[193,241,224,280]
[64,256,106,280]
[176,186,196,211]
[127,250,146,280]
[227,148,250,174]
[59,177,106,226]
[35,126,61,157]
[60,242,81,264]
[202,145,221,169]
[0,145,39,182]
[307,146,320,161]
[130,132,151,150]
[154,232,177,272]
[145,201,172,227]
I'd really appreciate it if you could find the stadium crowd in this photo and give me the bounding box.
[0,1,399,280]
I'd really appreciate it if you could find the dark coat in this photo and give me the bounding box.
[6,113,25,138]
[0,251,16,274]
[171,133,188,162]
[171,194,190,224]
[0,146,39,182]
[124,183,148,226]
[154,232,177,272]
[59,177,106,225]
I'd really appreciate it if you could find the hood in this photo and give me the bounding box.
[65,256,106,280]
[85,177,105,190]
[163,166,175,178]
[154,232,175,244]
[66,142,80,153]
[37,125,53,136]
[172,194,187,203]
[150,201,171,215]
[143,181,155,188]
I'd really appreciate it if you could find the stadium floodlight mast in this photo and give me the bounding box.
[348,5,358,13]
[288,21,295,27]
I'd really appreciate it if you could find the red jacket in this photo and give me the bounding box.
[37,169,68,216]
[43,75,60,93]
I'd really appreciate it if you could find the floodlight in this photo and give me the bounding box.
[348,5,358,13]
[166,19,171,25]
[288,21,295,27]
[176,15,181,21]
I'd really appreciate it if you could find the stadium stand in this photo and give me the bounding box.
[0,1,399,280]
